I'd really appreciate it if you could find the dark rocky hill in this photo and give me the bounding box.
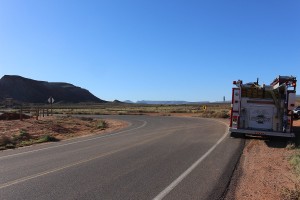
[0,75,105,103]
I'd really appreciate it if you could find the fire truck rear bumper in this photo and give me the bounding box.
[229,128,295,138]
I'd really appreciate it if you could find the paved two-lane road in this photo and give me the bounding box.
[0,115,244,200]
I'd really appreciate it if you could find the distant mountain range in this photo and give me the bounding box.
[131,95,299,105]
[0,75,105,104]
[123,100,135,104]
[126,100,212,105]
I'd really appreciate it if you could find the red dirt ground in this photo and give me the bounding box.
[0,116,129,148]
[225,120,300,200]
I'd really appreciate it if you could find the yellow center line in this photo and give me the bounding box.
[0,127,184,189]
[0,121,227,190]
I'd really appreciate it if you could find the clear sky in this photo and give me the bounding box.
[0,0,299,102]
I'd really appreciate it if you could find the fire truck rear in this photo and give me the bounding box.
[229,76,297,138]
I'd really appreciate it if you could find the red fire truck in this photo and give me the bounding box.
[229,76,297,138]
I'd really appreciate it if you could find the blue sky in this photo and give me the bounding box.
[0,0,299,102]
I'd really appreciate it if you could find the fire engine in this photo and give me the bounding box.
[229,76,297,138]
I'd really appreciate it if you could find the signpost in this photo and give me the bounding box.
[48,96,55,116]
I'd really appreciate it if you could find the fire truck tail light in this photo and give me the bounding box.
[231,116,239,128]
[292,82,296,87]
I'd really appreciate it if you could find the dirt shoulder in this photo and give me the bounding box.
[0,115,129,150]
[225,120,300,200]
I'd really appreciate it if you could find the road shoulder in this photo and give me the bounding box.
[224,120,300,200]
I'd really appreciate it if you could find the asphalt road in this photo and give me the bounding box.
[0,115,244,200]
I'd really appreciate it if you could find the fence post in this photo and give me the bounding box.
[20,106,23,121]
[36,108,39,120]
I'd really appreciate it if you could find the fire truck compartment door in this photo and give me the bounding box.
[288,92,296,110]
[232,88,240,111]
[248,106,273,130]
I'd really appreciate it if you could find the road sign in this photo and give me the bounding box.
[48,97,54,116]
[48,97,55,104]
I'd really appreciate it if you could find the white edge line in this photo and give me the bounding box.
[153,121,229,200]
[0,122,219,189]
[0,120,147,160]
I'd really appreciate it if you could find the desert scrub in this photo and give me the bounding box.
[290,151,300,176]
[0,135,11,146]
[13,129,31,141]
[200,110,230,118]
[0,130,32,150]
[96,120,108,130]
[36,135,58,143]
[19,135,58,147]
[214,110,230,118]
[281,185,300,200]
[0,135,15,149]
[285,150,300,200]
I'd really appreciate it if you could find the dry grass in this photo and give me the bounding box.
[281,120,300,200]
[281,185,300,200]
[47,103,231,118]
